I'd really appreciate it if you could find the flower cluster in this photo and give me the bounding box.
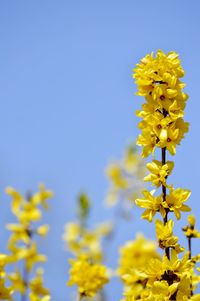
[182,215,200,240]
[66,193,110,299]
[68,255,109,298]
[63,221,113,262]
[105,145,145,213]
[118,235,160,300]
[134,50,189,157]
[123,50,200,300]
[4,184,53,301]
[0,254,13,300]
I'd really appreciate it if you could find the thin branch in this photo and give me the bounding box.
[21,230,32,301]
[21,265,29,301]
[188,236,193,296]
[188,236,192,260]
[161,147,170,259]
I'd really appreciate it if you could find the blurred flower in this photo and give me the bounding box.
[68,255,109,297]
[5,184,52,300]
[105,145,145,213]
[63,221,113,262]
[182,214,200,239]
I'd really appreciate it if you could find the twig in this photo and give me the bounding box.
[161,147,170,259]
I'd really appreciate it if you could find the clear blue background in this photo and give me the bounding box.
[0,1,200,300]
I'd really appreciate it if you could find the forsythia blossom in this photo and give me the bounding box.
[182,215,200,239]
[118,235,160,289]
[5,184,53,301]
[105,145,145,210]
[63,221,113,262]
[68,255,109,297]
[144,160,174,187]
[0,254,13,300]
[65,193,110,299]
[134,50,189,157]
[119,50,200,301]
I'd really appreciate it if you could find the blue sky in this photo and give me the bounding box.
[0,1,200,300]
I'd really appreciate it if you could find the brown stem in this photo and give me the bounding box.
[188,237,192,260]
[21,265,29,301]
[161,147,170,259]
[21,230,32,301]
[188,237,193,296]
[21,193,34,301]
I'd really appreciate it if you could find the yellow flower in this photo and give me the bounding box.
[0,254,9,278]
[155,219,183,253]
[68,255,109,297]
[5,187,24,215]
[118,235,159,286]
[6,223,31,244]
[150,113,172,142]
[105,145,145,205]
[168,100,184,121]
[162,249,192,279]
[157,119,189,155]
[31,184,53,209]
[63,222,81,242]
[17,243,46,272]
[0,256,13,299]
[8,269,25,294]
[18,202,41,225]
[143,258,164,286]
[63,221,112,262]
[151,280,178,299]
[175,275,193,301]
[136,127,157,157]
[94,221,113,237]
[121,283,150,301]
[133,50,185,99]
[106,164,128,189]
[142,249,192,293]
[163,187,191,219]
[188,215,196,227]
[0,279,12,300]
[29,269,50,299]
[182,214,200,238]
[144,160,174,187]
[37,225,49,237]
[6,185,53,224]
[135,190,165,221]
[184,228,200,239]
[6,185,51,300]
[134,50,189,157]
